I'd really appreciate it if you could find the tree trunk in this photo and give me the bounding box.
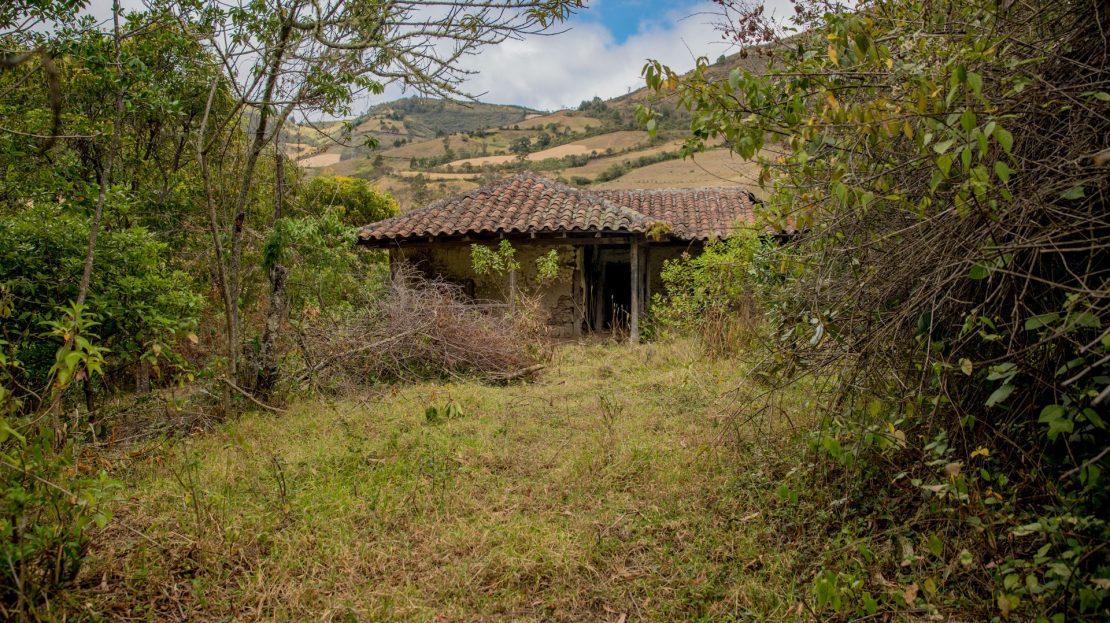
[255,264,287,400]
[255,146,287,401]
[220,18,294,404]
[135,359,150,393]
[196,78,236,416]
[75,0,124,307]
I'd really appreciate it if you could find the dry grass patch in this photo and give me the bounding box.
[515,111,601,133]
[595,148,774,197]
[63,341,813,622]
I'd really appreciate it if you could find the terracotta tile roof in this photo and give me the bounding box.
[357,172,758,244]
[594,188,757,240]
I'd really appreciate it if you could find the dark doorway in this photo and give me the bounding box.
[600,261,631,331]
[585,246,632,333]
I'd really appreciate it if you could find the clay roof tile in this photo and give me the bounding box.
[358,172,758,243]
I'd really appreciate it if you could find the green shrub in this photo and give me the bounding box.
[0,306,120,617]
[650,231,775,355]
[301,175,399,227]
[0,204,204,393]
[264,208,389,321]
[643,0,1109,617]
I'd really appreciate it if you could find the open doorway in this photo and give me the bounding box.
[586,247,632,333]
[600,260,631,331]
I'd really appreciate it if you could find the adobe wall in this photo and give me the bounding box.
[390,242,581,336]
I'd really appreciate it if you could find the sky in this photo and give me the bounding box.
[456,0,734,110]
[74,0,797,113]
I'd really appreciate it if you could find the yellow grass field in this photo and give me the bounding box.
[558,141,685,178]
[514,110,602,132]
[571,130,652,153]
[596,148,774,198]
[526,143,591,160]
[396,170,483,181]
[297,152,343,168]
[446,153,518,167]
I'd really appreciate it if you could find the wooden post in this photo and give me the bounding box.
[593,251,605,331]
[630,239,640,344]
[574,247,585,336]
[508,267,517,316]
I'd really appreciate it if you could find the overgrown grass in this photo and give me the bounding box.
[60,341,815,621]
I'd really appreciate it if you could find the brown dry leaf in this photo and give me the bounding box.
[903,582,919,605]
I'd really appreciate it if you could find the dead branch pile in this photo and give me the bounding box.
[295,266,541,388]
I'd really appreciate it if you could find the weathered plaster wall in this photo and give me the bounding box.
[645,245,694,303]
[391,242,581,335]
[388,240,702,337]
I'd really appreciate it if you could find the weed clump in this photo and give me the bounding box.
[296,266,541,390]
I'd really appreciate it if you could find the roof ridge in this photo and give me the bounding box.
[595,187,755,194]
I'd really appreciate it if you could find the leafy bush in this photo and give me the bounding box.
[643,0,1109,618]
[0,203,204,393]
[650,231,774,355]
[470,240,521,277]
[264,208,389,321]
[300,175,399,227]
[0,306,119,617]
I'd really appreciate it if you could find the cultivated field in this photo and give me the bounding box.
[513,110,602,132]
[597,148,774,197]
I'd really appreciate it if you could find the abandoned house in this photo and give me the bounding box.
[357,172,759,341]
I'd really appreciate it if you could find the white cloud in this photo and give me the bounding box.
[447,3,732,110]
[390,0,797,111]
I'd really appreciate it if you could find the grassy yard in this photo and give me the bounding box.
[70,341,813,621]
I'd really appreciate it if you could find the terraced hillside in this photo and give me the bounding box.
[289,50,775,210]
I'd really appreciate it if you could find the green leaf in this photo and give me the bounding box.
[967,72,983,96]
[1024,313,1059,330]
[728,68,741,90]
[936,154,953,176]
[994,161,1013,182]
[1048,417,1074,440]
[1060,186,1085,200]
[994,127,1014,154]
[1038,404,1075,440]
[985,383,1014,407]
[959,358,973,375]
[933,138,955,154]
[960,109,976,133]
[1038,405,1065,423]
[1067,311,1101,329]
[969,264,990,280]
[927,534,944,557]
